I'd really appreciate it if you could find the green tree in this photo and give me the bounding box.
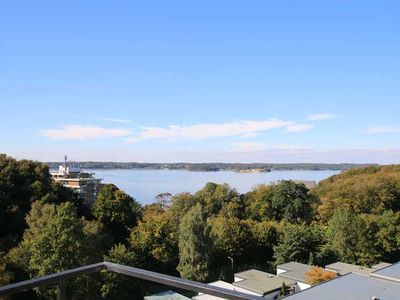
[177,203,213,281]
[208,215,254,282]
[375,211,400,262]
[0,155,86,252]
[327,208,365,264]
[246,220,279,267]
[92,184,142,244]
[244,184,274,221]
[39,181,84,214]
[166,192,197,231]
[129,209,178,273]
[269,181,316,223]
[194,182,239,217]
[274,223,326,265]
[0,155,52,250]
[209,215,251,259]
[0,254,13,286]
[279,282,290,298]
[7,202,103,299]
[101,244,143,300]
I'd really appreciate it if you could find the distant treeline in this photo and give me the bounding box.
[45,161,376,172]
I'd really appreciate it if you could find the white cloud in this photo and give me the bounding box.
[41,125,132,140]
[272,144,314,151]
[366,126,400,134]
[232,142,314,152]
[307,113,337,121]
[125,119,313,143]
[233,142,267,151]
[94,117,132,124]
[286,124,314,132]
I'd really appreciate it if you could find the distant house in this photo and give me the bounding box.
[282,261,400,299]
[233,269,296,299]
[192,280,259,300]
[276,262,313,291]
[325,262,376,276]
[283,272,400,300]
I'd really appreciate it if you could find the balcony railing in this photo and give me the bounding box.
[0,262,265,300]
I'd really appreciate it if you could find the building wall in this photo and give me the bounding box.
[276,268,285,276]
[297,282,311,291]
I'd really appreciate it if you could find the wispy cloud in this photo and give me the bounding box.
[286,124,314,132]
[94,117,132,124]
[307,113,337,121]
[366,126,400,134]
[234,142,267,151]
[233,142,314,152]
[41,125,132,140]
[124,119,313,143]
[272,144,314,151]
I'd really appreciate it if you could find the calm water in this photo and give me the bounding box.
[85,169,340,204]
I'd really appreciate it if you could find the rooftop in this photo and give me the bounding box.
[193,281,259,300]
[325,262,375,276]
[371,262,392,270]
[235,269,275,281]
[145,291,190,300]
[284,273,400,300]
[277,262,313,283]
[234,270,295,295]
[372,262,400,283]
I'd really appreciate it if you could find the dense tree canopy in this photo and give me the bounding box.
[129,208,178,273]
[0,154,79,250]
[194,182,240,216]
[244,181,317,223]
[2,155,400,298]
[92,184,142,243]
[314,165,400,221]
[274,223,328,266]
[7,202,104,299]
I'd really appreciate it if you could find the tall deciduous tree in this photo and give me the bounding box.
[92,184,142,243]
[177,203,213,281]
[327,208,364,264]
[101,244,143,300]
[270,181,316,223]
[0,155,53,249]
[194,182,239,216]
[129,209,178,273]
[7,202,103,299]
[274,223,326,265]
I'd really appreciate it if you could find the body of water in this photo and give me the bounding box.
[85,169,340,204]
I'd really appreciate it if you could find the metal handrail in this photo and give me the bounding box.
[0,262,265,300]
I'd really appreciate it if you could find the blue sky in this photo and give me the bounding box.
[1,0,399,163]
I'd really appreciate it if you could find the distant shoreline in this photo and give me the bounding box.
[45,162,376,172]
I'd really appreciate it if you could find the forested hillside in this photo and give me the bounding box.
[1,155,400,299]
[314,165,400,221]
